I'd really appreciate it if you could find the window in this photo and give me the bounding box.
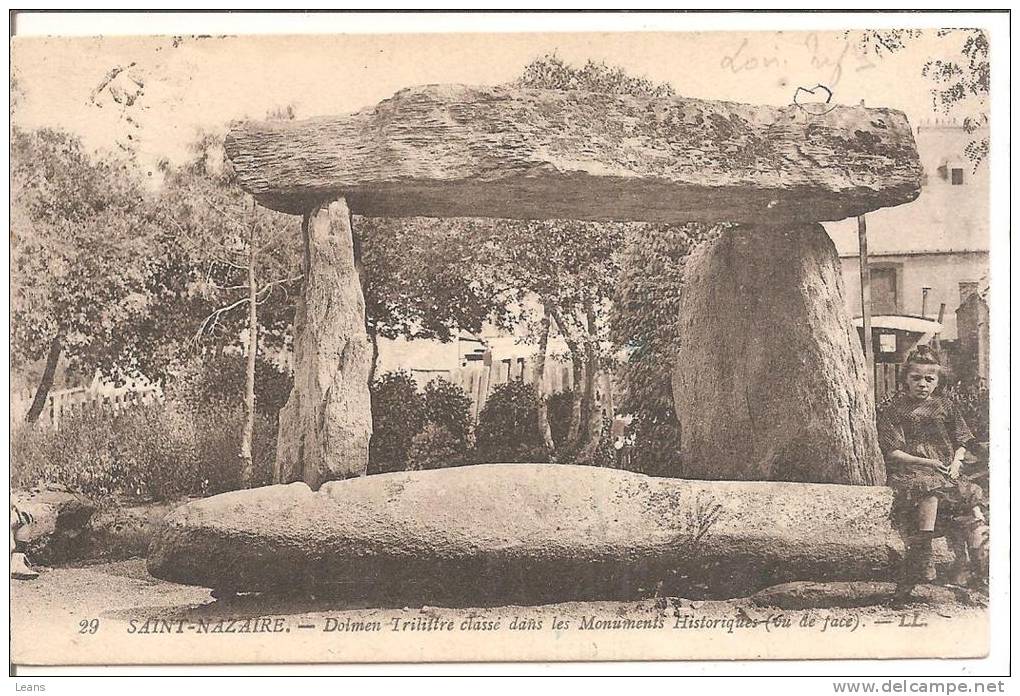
[951,168,964,185]
[870,266,899,315]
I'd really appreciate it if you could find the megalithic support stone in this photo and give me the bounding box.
[275,198,372,489]
[672,223,885,485]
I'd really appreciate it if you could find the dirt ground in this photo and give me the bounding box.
[11,558,989,665]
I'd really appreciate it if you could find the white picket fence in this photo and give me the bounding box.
[11,378,163,431]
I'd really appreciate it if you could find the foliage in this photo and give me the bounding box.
[407,424,464,471]
[546,389,575,452]
[358,216,511,348]
[516,53,675,98]
[421,378,474,457]
[368,371,427,474]
[10,401,276,502]
[611,223,720,476]
[163,353,293,419]
[368,373,475,473]
[472,380,551,463]
[944,377,990,443]
[152,130,303,363]
[10,127,161,383]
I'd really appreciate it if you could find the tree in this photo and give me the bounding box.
[357,216,511,382]
[851,29,989,166]
[154,129,302,487]
[486,218,624,463]
[11,126,159,422]
[498,53,678,463]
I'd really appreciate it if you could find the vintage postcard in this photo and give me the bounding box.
[8,12,1007,670]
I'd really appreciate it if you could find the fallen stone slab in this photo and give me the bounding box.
[148,464,905,601]
[224,84,921,223]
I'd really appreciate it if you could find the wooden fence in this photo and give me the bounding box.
[409,353,614,422]
[11,380,163,431]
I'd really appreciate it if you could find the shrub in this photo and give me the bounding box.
[11,409,120,497]
[368,371,426,474]
[473,380,551,463]
[546,389,575,453]
[10,399,277,502]
[164,353,293,420]
[191,401,276,493]
[422,378,473,454]
[945,377,990,442]
[625,408,682,478]
[407,423,463,471]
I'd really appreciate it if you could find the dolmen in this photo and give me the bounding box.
[147,464,904,602]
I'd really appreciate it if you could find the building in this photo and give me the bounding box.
[825,121,989,343]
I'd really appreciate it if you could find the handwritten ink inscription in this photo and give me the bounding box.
[720,33,877,88]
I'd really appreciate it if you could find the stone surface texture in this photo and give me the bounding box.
[148,464,903,600]
[224,84,922,223]
[673,223,885,485]
[274,198,372,488]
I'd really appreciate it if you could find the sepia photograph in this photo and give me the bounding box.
[7,10,1009,676]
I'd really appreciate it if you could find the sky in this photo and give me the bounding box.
[11,29,976,175]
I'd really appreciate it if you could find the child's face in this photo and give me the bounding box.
[905,363,940,400]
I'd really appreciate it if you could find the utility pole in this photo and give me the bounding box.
[857,214,875,395]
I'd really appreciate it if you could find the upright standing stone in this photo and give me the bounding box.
[276,198,372,489]
[672,224,885,485]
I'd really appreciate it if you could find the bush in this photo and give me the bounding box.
[407,423,463,471]
[546,389,575,453]
[10,399,276,502]
[368,371,426,474]
[945,377,990,442]
[12,409,121,497]
[472,380,551,463]
[164,353,293,420]
[625,408,682,477]
[422,378,473,454]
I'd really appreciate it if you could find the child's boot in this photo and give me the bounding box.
[967,522,990,591]
[893,534,935,604]
[944,534,971,587]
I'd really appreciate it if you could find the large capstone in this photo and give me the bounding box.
[672,223,885,485]
[147,464,903,601]
[275,198,372,488]
[224,84,922,224]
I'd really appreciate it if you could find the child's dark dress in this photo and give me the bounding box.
[877,392,985,530]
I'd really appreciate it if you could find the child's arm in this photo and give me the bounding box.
[948,446,968,479]
[886,449,948,475]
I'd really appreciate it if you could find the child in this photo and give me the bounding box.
[877,345,988,598]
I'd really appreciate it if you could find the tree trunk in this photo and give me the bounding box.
[548,305,583,452]
[367,322,380,386]
[577,301,603,464]
[534,303,555,454]
[26,337,61,424]
[672,223,885,485]
[275,198,373,489]
[239,230,258,489]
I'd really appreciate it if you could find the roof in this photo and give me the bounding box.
[852,315,943,333]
